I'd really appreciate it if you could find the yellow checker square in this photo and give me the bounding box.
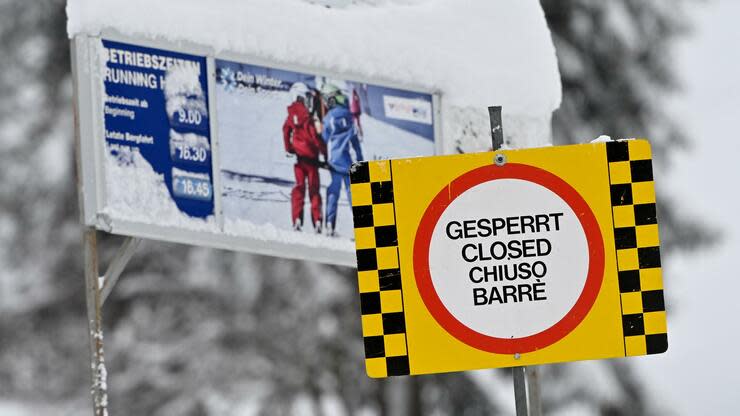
[613,205,636,227]
[384,334,407,356]
[362,314,384,336]
[636,224,660,247]
[357,270,379,293]
[380,290,403,313]
[372,203,396,227]
[350,183,373,206]
[369,160,392,182]
[354,227,376,249]
[376,246,399,269]
[632,182,656,205]
[640,268,663,291]
[625,335,647,356]
[644,311,667,334]
[365,358,387,378]
[621,292,643,314]
[609,161,632,184]
[628,140,652,160]
[617,248,639,271]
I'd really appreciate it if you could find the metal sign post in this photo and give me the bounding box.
[488,106,541,416]
[488,105,504,151]
[81,228,142,415]
[510,365,543,416]
[83,228,107,416]
[512,366,528,416]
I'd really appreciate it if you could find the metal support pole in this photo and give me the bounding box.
[83,227,109,416]
[488,105,504,151]
[101,236,142,304]
[527,366,542,416]
[513,367,528,416]
[489,106,542,416]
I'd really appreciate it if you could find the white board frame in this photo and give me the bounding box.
[72,30,443,266]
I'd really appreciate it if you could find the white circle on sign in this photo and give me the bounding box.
[427,178,589,339]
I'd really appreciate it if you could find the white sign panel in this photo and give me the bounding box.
[427,178,589,338]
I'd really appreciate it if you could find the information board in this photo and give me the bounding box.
[101,40,214,218]
[72,33,440,265]
[349,140,667,377]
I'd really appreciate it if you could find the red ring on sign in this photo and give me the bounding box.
[413,163,604,354]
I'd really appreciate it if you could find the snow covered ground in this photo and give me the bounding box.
[217,81,434,241]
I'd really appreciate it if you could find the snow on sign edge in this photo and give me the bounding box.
[66,0,561,115]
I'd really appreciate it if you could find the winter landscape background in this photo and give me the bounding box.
[0,0,737,415]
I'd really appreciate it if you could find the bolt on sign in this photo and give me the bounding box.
[349,139,667,377]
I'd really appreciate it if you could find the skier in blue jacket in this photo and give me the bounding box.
[321,86,363,236]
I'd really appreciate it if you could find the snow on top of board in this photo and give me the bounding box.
[66,0,561,116]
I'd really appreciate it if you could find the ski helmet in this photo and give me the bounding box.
[320,83,340,97]
[333,92,348,107]
[327,91,348,109]
[290,82,309,103]
[322,83,348,108]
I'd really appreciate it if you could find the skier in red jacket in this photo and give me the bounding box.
[283,82,327,233]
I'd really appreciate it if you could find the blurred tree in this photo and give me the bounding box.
[0,0,89,406]
[541,0,714,253]
[0,0,712,415]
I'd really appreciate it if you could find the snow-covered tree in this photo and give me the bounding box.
[541,0,714,253]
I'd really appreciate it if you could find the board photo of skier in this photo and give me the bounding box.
[321,84,363,237]
[216,59,434,246]
[282,82,327,233]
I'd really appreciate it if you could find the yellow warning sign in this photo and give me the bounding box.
[349,140,667,377]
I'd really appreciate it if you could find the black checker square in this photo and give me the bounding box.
[646,333,668,354]
[634,203,657,225]
[622,313,645,336]
[353,205,374,228]
[382,312,406,334]
[607,141,630,162]
[360,292,381,315]
[630,160,654,182]
[614,227,637,249]
[386,356,410,376]
[379,269,402,291]
[356,248,378,271]
[364,336,385,358]
[371,181,394,204]
[638,246,661,269]
[350,162,370,184]
[610,184,633,206]
[641,290,665,312]
[618,270,641,293]
[374,225,398,247]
